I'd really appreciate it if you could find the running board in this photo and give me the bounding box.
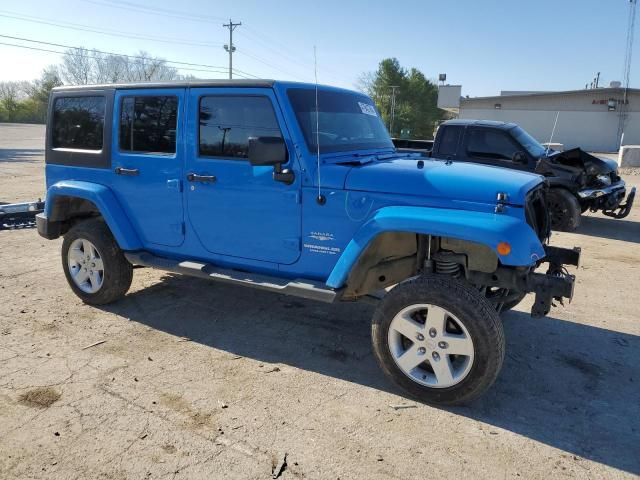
[125,252,339,303]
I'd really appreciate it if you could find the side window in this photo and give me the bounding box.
[52,96,105,150]
[119,96,178,154]
[438,126,463,156]
[199,96,282,159]
[466,128,519,160]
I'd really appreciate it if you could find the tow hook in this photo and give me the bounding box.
[603,186,636,219]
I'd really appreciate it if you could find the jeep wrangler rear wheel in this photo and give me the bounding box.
[62,218,133,305]
[548,188,581,231]
[371,274,505,406]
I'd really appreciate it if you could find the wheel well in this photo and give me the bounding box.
[342,233,499,300]
[49,196,102,235]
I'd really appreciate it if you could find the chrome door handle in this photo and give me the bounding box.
[115,167,139,176]
[187,173,217,183]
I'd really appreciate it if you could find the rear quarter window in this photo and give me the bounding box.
[52,96,106,150]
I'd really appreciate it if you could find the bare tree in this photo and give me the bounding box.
[59,48,183,85]
[60,48,94,85]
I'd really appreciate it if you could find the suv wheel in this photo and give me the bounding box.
[548,188,581,231]
[62,218,133,305]
[371,274,505,406]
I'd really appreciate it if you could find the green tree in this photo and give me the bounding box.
[358,58,443,138]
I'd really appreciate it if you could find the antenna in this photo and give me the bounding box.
[314,46,325,205]
[546,111,560,156]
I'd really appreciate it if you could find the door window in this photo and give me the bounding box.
[466,128,519,160]
[119,96,178,154]
[52,96,105,150]
[199,96,282,159]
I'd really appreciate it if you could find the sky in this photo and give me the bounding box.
[0,0,637,97]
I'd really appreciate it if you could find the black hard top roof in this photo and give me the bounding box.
[442,119,518,130]
[52,79,276,92]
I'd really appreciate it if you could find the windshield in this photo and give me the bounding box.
[287,88,394,154]
[510,126,547,158]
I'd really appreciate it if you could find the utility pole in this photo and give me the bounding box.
[389,85,399,135]
[223,19,241,79]
[618,0,637,147]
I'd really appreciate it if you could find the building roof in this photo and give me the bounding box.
[461,87,640,103]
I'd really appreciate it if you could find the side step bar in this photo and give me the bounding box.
[125,252,339,304]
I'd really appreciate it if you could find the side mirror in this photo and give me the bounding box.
[512,151,527,163]
[248,136,294,185]
[248,136,287,166]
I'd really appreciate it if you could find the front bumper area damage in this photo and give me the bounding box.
[601,186,635,219]
[467,245,581,318]
[578,180,635,219]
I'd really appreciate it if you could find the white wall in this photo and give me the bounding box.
[437,85,462,110]
[458,108,640,152]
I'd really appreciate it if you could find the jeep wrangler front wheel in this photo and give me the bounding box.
[371,274,505,406]
[62,218,133,305]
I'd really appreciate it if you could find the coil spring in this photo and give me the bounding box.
[435,259,461,277]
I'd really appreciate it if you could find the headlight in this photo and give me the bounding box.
[596,174,611,186]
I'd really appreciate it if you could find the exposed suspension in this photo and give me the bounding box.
[435,259,461,277]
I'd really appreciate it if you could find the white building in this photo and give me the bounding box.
[438,86,640,152]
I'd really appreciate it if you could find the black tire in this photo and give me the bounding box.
[61,218,133,305]
[548,188,581,231]
[371,274,505,406]
[501,291,527,312]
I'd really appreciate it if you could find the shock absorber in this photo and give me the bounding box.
[435,259,461,277]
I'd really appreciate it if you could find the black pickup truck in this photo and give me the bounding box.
[393,119,635,231]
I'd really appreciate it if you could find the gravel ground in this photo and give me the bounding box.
[1,123,639,479]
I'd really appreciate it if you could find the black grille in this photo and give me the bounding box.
[525,186,551,242]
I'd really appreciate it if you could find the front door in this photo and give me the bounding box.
[464,127,532,171]
[112,88,185,247]
[185,88,301,265]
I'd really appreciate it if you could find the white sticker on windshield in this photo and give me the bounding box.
[358,102,377,117]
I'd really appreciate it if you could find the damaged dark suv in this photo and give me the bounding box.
[420,120,636,231]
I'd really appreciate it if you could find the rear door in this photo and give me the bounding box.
[185,87,301,264]
[111,88,185,247]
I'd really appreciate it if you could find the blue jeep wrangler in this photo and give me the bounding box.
[37,80,579,405]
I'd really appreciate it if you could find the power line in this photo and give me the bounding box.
[235,48,312,83]
[83,0,226,23]
[0,12,258,79]
[0,10,222,48]
[62,0,351,85]
[0,34,234,71]
[239,26,348,83]
[0,40,238,76]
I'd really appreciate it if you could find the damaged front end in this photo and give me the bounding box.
[465,245,580,317]
[537,148,635,219]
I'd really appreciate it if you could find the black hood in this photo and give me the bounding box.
[545,148,617,176]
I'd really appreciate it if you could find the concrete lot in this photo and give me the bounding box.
[1,123,639,479]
